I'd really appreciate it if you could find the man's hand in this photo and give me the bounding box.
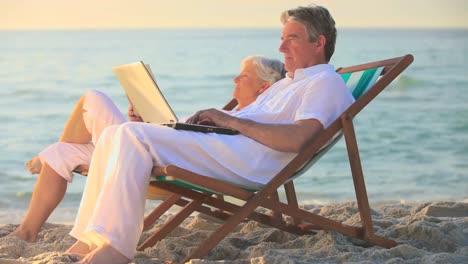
[186,108,231,127]
[128,105,143,122]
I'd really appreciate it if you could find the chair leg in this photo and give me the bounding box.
[138,197,205,251]
[341,114,397,248]
[212,194,227,217]
[181,192,272,263]
[270,191,283,224]
[284,181,300,225]
[284,182,322,231]
[174,197,233,222]
[143,194,182,230]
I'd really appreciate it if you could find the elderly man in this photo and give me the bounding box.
[67,5,355,264]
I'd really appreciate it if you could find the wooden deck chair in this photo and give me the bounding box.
[135,54,414,263]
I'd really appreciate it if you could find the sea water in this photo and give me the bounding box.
[0,28,467,224]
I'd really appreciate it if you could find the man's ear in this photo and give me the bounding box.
[316,35,326,49]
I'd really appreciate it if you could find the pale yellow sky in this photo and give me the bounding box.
[1,0,466,30]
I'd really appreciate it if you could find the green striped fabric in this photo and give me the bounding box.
[152,175,260,194]
[154,176,219,195]
[342,67,384,99]
[150,67,385,196]
[340,73,352,83]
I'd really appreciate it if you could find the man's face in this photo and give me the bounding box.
[279,21,322,74]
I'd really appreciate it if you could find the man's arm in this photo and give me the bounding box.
[188,108,324,153]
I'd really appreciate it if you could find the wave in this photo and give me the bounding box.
[388,74,429,90]
[2,191,83,204]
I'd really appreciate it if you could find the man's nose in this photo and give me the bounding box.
[279,40,287,53]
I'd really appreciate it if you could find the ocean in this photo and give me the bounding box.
[0,28,467,224]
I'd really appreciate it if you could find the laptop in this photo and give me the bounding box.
[112,61,239,135]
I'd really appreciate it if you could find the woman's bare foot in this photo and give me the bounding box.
[9,226,36,243]
[25,156,42,174]
[79,244,130,264]
[66,240,94,255]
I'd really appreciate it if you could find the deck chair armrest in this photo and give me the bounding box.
[222,98,238,111]
[336,55,412,74]
[151,165,255,200]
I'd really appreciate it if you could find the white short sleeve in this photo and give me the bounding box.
[295,73,354,128]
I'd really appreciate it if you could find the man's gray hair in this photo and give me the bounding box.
[243,55,285,85]
[280,4,337,62]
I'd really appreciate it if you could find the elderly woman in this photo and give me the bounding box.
[10,55,285,243]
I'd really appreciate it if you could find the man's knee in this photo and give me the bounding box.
[101,124,120,137]
[117,122,156,146]
[118,122,140,138]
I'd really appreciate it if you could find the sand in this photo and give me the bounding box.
[0,201,467,264]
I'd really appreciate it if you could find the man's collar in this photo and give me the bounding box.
[286,64,334,81]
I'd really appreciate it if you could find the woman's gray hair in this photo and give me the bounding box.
[242,55,285,85]
[280,4,337,62]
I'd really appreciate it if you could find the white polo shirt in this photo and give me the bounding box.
[228,64,354,129]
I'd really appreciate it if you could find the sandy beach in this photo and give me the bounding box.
[0,201,467,264]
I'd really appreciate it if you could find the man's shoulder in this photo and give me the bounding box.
[301,68,344,87]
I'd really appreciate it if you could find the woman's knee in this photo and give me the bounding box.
[84,89,109,103]
[83,90,113,111]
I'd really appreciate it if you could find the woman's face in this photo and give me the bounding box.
[233,60,269,107]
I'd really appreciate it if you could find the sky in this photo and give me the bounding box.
[1,0,467,30]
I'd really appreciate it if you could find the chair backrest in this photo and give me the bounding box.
[286,54,414,186]
[288,66,385,180]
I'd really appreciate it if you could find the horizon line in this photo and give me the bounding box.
[1,26,467,31]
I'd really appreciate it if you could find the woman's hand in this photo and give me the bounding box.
[128,105,143,122]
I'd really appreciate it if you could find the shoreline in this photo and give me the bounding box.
[2,197,467,226]
[1,201,467,263]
